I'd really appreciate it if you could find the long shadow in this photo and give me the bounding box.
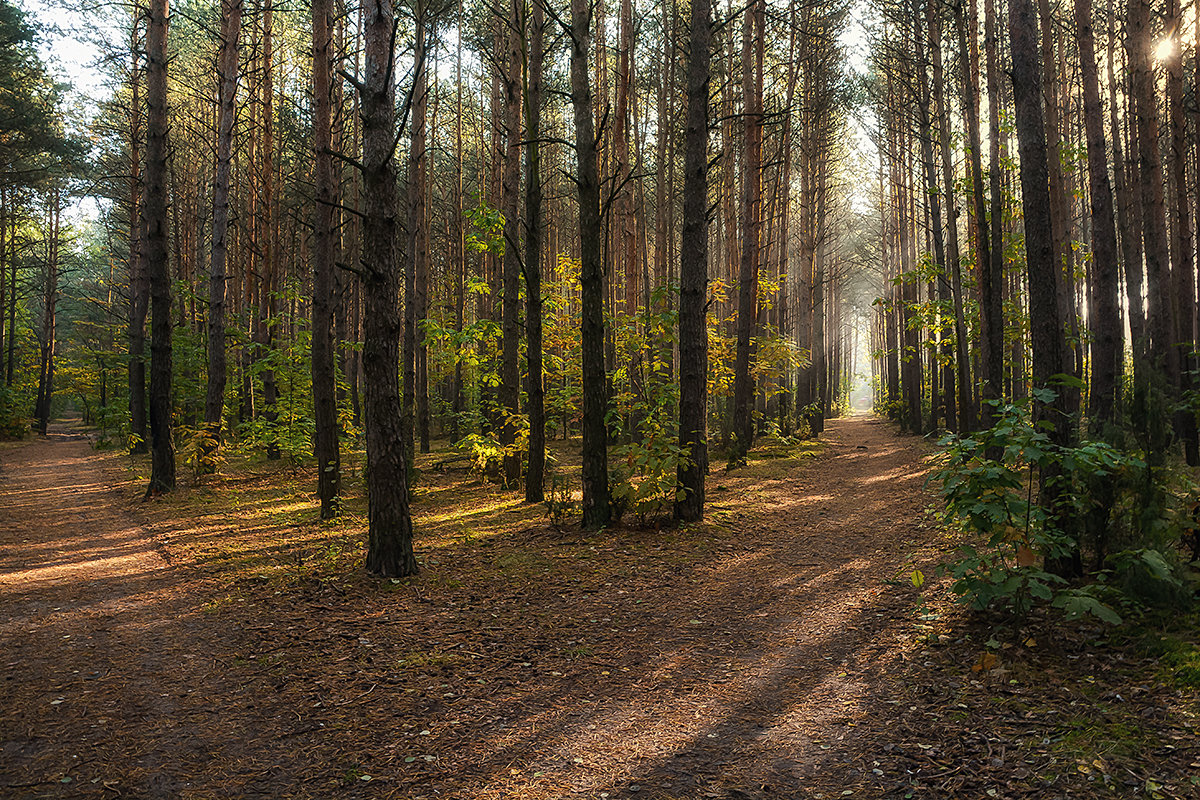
[1,417,934,799]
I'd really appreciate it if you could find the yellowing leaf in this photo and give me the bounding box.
[971,652,998,673]
[911,570,925,589]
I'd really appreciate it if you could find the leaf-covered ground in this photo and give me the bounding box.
[0,416,1196,799]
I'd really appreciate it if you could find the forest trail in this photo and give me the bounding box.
[0,423,270,796]
[0,416,937,799]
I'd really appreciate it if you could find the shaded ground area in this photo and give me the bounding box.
[1,416,1196,799]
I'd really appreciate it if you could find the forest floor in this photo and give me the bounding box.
[1,415,1198,800]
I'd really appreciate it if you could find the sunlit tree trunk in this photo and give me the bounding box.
[932,2,972,432]
[450,0,465,443]
[1127,0,1173,372]
[1107,0,1144,354]
[917,0,953,431]
[253,0,280,461]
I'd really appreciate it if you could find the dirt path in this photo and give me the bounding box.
[0,427,272,797]
[0,416,935,799]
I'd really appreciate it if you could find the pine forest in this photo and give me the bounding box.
[1,0,1199,795]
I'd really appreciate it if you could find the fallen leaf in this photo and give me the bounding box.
[971,652,998,673]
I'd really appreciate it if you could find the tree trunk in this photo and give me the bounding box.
[933,1,972,432]
[409,0,430,455]
[144,0,175,495]
[730,0,763,461]
[1165,0,1197,463]
[981,0,1006,427]
[569,0,610,529]
[127,8,148,452]
[360,0,416,577]
[499,3,522,486]
[1037,0,1077,402]
[917,0,953,431]
[450,0,465,443]
[1010,0,1076,577]
[524,0,546,503]
[1127,0,1173,372]
[1073,0,1121,430]
[255,0,280,461]
[204,0,242,461]
[35,190,60,436]
[312,0,341,517]
[676,0,710,523]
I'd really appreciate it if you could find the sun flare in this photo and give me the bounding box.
[1154,36,1176,62]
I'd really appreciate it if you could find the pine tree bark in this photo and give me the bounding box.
[1072,0,1121,430]
[981,0,1006,427]
[205,0,242,458]
[1108,0,1144,352]
[1127,0,1173,372]
[676,0,710,523]
[569,0,610,529]
[409,0,430,455]
[499,2,522,486]
[255,0,281,461]
[361,0,416,576]
[917,0,953,431]
[523,0,545,502]
[1165,0,1197,463]
[1010,0,1076,577]
[144,0,175,495]
[35,190,60,436]
[450,0,465,442]
[127,9,148,453]
[312,0,341,517]
[730,0,763,460]
[932,1,972,432]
